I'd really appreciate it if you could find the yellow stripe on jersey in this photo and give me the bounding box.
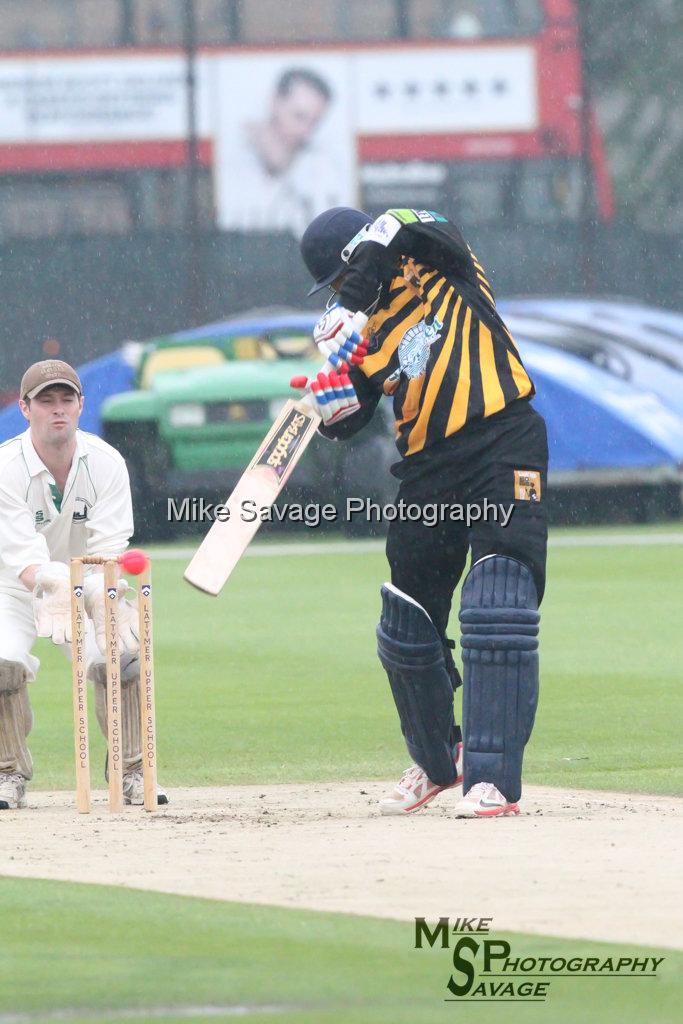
[406,290,460,455]
[446,305,472,435]
[394,374,426,435]
[363,290,421,375]
[479,323,507,416]
[478,283,495,304]
[507,349,533,397]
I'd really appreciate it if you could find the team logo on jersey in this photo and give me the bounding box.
[34,510,45,525]
[72,497,91,522]
[514,470,542,502]
[396,316,443,380]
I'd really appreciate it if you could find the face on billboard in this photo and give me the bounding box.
[271,80,329,150]
[214,55,357,235]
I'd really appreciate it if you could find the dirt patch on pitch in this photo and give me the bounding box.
[1,782,680,949]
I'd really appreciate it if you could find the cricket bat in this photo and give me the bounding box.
[183,395,321,594]
[184,310,368,595]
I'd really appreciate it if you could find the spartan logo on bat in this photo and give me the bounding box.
[258,409,315,479]
[141,584,151,597]
[73,584,83,598]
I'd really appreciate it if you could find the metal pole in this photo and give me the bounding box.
[226,0,240,41]
[396,0,410,38]
[184,0,202,323]
[577,2,596,294]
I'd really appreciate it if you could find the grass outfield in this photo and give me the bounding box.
[27,525,683,795]
[1,876,680,1024]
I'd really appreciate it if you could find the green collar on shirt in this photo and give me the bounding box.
[49,482,63,513]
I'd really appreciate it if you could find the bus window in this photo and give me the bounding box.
[447,162,516,226]
[517,160,584,223]
[0,168,215,240]
[0,177,132,239]
[131,0,184,45]
[238,0,339,43]
[0,0,124,49]
[195,0,238,43]
[409,0,543,39]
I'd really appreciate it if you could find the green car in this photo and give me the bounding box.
[101,311,397,539]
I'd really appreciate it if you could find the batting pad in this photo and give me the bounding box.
[460,556,539,803]
[377,583,458,787]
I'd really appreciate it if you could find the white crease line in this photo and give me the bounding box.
[148,532,683,560]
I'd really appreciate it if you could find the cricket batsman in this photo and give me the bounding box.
[0,360,168,809]
[299,207,547,817]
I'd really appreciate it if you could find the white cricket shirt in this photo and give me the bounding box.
[0,428,133,587]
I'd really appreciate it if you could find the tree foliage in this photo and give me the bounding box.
[584,0,683,232]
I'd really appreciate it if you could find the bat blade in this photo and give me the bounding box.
[184,399,320,594]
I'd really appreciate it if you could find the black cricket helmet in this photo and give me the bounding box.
[300,206,372,296]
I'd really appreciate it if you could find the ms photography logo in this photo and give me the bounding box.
[414,918,665,1004]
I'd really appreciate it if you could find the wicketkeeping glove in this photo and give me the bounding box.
[33,562,72,646]
[291,368,361,426]
[312,306,369,368]
[83,574,139,656]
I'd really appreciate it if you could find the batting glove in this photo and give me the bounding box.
[83,574,140,656]
[313,306,369,369]
[291,368,361,426]
[33,562,71,646]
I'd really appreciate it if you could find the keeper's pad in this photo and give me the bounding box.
[460,556,539,803]
[377,584,458,787]
[0,659,33,779]
[89,654,143,774]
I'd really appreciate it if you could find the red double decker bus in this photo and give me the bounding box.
[0,0,611,239]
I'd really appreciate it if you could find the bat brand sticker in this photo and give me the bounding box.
[259,410,315,479]
[73,585,83,598]
[514,470,541,501]
[141,584,151,597]
[107,587,117,599]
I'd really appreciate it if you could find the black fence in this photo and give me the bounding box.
[1,223,681,391]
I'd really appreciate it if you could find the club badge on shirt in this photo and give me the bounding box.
[514,470,541,502]
[72,497,90,522]
[400,317,444,379]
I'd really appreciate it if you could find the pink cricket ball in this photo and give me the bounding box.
[119,548,149,575]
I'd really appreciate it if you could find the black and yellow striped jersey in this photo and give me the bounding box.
[334,208,534,459]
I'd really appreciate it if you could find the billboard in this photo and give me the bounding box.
[0,44,543,234]
[214,55,357,236]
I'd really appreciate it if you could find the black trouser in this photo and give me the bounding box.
[386,401,548,684]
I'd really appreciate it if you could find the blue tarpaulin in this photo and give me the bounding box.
[519,338,683,471]
[3,315,682,478]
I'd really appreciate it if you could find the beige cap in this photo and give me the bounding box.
[20,359,82,400]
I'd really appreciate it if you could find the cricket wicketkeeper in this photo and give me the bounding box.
[299,207,548,817]
[0,360,168,810]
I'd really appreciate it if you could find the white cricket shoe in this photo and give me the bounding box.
[122,770,169,806]
[454,781,520,818]
[0,771,27,810]
[380,742,463,815]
